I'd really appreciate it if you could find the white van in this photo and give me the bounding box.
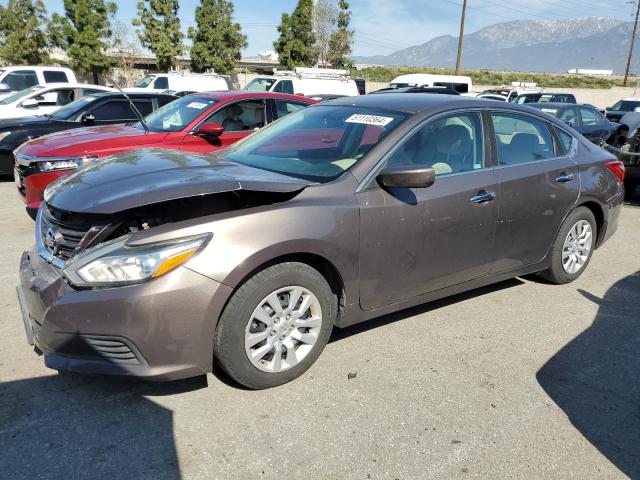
[128,72,230,93]
[0,66,77,99]
[244,68,360,97]
[388,74,473,94]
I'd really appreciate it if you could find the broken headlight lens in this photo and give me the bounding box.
[63,234,212,287]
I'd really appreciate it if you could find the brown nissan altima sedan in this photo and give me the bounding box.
[17,95,625,388]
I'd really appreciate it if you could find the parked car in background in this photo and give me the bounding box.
[162,89,198,97]
[0,84,114,120]
[17,95,624,388]
[371,86,460,95]
[603,110,640,196]
[244,68,360,97]
[387,73,472,93]
[4,92,177,177]
[512,92,577,104]
[128,72,231,93]
[15,91,317,215]
[476,93,508,101]
[482,83,541,102]
[306,94,348,102]
[0,66,76,99]
[528,103,619,145]
[605,98,640,123]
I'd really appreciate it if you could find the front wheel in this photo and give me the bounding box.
[537,207,597,285]
[214,262,336,389]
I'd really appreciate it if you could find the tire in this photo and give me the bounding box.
[537,206,597,285]
[214,262,336,389]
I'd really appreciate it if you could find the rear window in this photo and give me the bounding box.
[43,71,68,83]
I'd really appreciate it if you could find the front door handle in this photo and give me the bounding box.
[470,191,496,204]
[555,173,575,183]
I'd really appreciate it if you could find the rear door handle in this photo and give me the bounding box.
[470,191,496,204]
[555,173,575,183]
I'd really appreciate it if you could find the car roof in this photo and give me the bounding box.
[88,91,176,99]
[33,83,113,90]
[327,93,478,114]
[621,98,640,101]
[189,90,317,102]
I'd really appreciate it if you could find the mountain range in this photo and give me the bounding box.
[354,17,635,74]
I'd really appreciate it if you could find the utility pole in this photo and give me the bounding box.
[455,0,468,75]
[624,0,640,86]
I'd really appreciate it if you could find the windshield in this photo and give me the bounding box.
[222,105,407,182]
[142,95,216,132]
[136,75,156,88]
[244,78,276,92]
[610,100,640,112]
[49,95,97,120]
[0,86,43,105]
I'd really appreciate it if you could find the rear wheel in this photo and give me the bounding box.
[214,262,336,389]
[537,207,596,285]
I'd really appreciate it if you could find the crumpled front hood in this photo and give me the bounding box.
[45,148,312,214]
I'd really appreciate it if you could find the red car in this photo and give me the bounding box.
[14,91,317,216]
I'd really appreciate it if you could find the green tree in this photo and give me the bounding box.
[134,0,184,72]
[274,0,317,69]
[188,0,247,74]
[0,0,50,65]
[327,0,353,68]
[50,0,117,83]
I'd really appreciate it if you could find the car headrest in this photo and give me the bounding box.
[254,108,264,123]
[510,132,540,151]
[435,125,472,155]
[226,104,243,118]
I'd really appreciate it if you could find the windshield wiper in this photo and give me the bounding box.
[113,85,150,133]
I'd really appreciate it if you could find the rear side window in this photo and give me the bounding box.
[579,107,602,126]
[3,70,38,90]
[273,80,294,94]
[275,99,307,118]
[43,71,68,83]
[492,113,555,165]
[386,113,484,176]
[91,101,138,120]
[555,129,575,155]
[153,77,169,89]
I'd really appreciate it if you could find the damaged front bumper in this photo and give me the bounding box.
[17,249,233,381]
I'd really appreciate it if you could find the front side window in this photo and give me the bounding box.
[558,107,578,125]
[50,95,97,120]
[206,100,266,132]
[136,75,155,88]
[43,71,68,83]
[610,100,640,112]
[273,80,294,94]
[385,113,484,176]
[244,78,276,92]
[2,70,38,91]
[32,88,75,106]
[579,107,602,126]
[91,101,138,120]
[143,95,217,132]
[492,113,555,166]
[153,76,169,89]
[222,106,406,182]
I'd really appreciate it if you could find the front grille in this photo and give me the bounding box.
[40,206,92,260]
[85,337,142,366]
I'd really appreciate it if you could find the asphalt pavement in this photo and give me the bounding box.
[1,179,638,480]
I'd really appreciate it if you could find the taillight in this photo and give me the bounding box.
[606,160,625,184]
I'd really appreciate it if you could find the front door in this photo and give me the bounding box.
[358,112,500,311]
[179,99,269,153]
[490,112,580,273]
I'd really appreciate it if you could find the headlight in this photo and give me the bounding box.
[63,234,212,287]
[0,131,11,142]
[39,156,98,172]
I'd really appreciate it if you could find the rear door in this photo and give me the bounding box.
[490,112,579,273]
[577,106,608,144]
[358,111,500,310]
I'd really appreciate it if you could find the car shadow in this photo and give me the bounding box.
[537,271,640,479]
[0,370,207,479]
[330,278,525,343]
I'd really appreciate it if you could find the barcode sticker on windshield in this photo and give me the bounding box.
[187,102,208,109]
[345,114,393,127]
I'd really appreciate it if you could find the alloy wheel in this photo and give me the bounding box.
[561,220,593,274]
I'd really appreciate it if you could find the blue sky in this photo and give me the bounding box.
[4,0,637,56]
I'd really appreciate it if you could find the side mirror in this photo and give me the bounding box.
[0,82,10,93]
[195,122,224,137]
[21,98,39,108]
[377,165,436,189]
[81,112,96,124]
